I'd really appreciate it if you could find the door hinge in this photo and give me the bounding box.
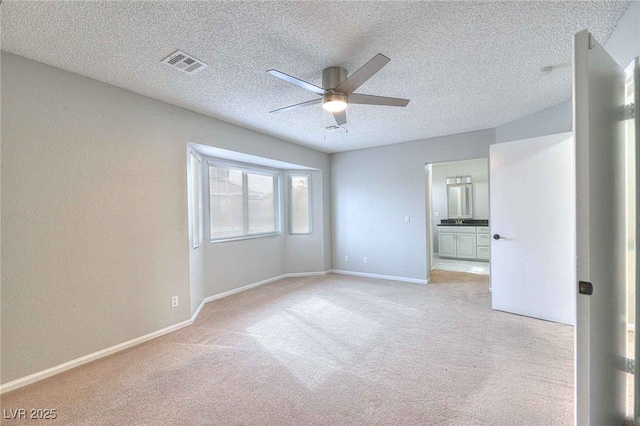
[578,281,593,295]
[627,358,635,375]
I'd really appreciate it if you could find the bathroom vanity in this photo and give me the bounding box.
[436,174,489,261]
[437,221,490,260]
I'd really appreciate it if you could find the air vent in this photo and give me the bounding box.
[162,50,208,75]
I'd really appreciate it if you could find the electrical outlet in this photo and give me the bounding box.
[434,211,440,218]
[171,296,179,308]
[363,257,368,264]
[345,255,349,262]
[405,215,411,223]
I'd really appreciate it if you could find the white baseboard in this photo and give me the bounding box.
[192,274,288,321]
[330,269,428,285]
[0,270,330,394]
[0,318,193,394]
[284,270,331,278]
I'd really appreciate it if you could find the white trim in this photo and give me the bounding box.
[188,149,203,249]
[0,318,193,394]
[330,269,429,285]
[284,271,330,278]
[207,159,281,243]
[628,323,635,332]
[0,270,331,394]
[192,274,287,321]
[288,173,312,235]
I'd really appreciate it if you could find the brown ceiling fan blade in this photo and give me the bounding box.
[267,70,327,96]
[335,53,390,95]
[269,98,323,114]
[348,93,410,107]
[332,110,347,126]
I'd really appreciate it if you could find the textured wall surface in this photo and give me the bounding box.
[1,52,330,384]
[331,129,494,281]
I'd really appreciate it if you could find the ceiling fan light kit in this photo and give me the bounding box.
[322,93,348,112]
[267,53,410,130]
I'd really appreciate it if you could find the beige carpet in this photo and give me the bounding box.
[1,272,574,425]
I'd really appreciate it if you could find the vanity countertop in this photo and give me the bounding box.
[437,220,489,227]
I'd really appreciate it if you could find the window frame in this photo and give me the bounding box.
[208,159,281,243]
[288,173,312,235]
[188,149,203,249]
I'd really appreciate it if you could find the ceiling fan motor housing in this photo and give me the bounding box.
[322,67,348,111]
[322,66,347,89]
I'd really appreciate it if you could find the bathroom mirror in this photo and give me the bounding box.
[447,180,473,219]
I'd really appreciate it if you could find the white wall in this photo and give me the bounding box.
[1,52,331,384]
[331,129,494,281]
[431,158,489,253]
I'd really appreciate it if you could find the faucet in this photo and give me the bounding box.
[456,217,463,224]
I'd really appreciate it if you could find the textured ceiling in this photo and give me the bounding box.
[1,1,631,153]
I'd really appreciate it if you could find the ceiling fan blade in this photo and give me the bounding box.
[267,69,327,96]
[335,53,390,95]
[269,98,322,114]
[332,110,347,126]
[348,93,410,107]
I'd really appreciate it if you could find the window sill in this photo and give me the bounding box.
[210,232,281,244]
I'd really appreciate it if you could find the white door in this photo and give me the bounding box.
[456,234,477,259]
[630,56,640,426]
[490,131,575,325]
[574,30,633,426]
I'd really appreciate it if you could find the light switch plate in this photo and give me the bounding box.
[405,215,411,223]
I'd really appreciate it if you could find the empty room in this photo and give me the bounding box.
[1,1,640,425]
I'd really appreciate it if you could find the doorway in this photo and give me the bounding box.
[426,158,490,277]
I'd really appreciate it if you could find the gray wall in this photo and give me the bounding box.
[199,168,328,301]
[431,158,489,253]
[495,102,572,144]
[284,170,327,274]
[494,0,640,144]
[1,52,331,384]
[331,129,494,280]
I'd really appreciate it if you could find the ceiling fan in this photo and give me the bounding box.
[267,53,410,129]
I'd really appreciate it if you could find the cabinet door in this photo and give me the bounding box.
[456,234,477,258]
[477,233,491,247]
[477,246,490,260]
[438,233,457,257]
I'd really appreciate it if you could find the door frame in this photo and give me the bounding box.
[424,157,491,281]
